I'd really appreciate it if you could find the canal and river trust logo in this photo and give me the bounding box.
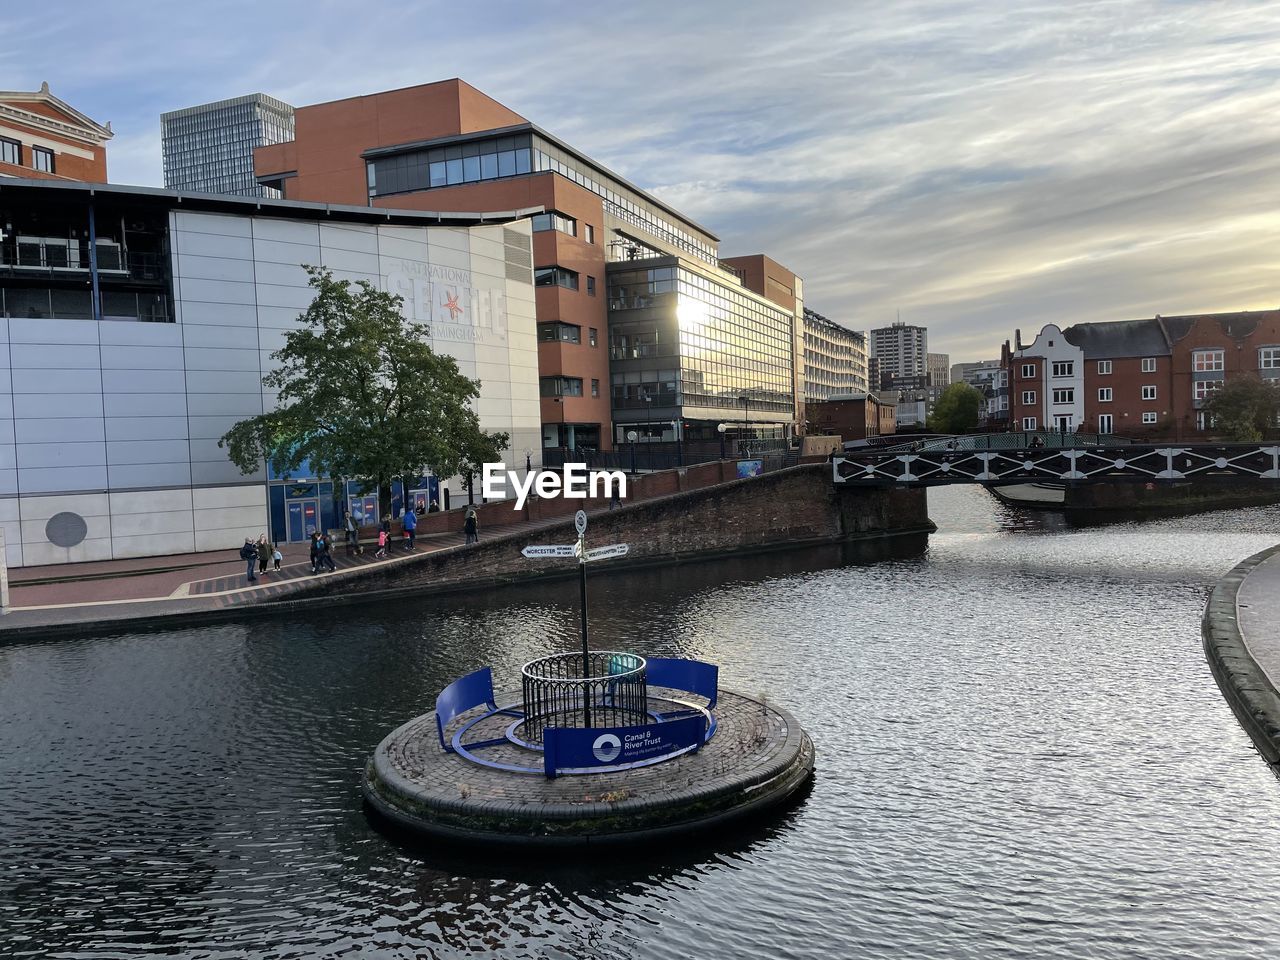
[592,734,622,763]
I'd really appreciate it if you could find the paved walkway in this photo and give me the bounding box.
[0,508,604,639]
[1202,544,1280,765]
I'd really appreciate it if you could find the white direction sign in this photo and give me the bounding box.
[584,543,630,562]
[522,544,577,559]
[574,510,588,535]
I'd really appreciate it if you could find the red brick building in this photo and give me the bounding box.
[254,79,733,454]
[806,393,896,442]
[0,82,112,183]
[1003,310,1280,439]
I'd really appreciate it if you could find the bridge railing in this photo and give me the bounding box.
[880,431,1134,453]
[833,442,1280,487]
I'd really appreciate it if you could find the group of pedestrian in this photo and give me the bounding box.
[240,534,282,585]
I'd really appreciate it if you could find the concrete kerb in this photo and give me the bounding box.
[1202,543,1280,766]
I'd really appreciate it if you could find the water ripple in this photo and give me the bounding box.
[2,487,1280,958]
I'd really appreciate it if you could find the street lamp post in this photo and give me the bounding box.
[627,429,638,475]
[717,422,728,460]
[739,395,749,456]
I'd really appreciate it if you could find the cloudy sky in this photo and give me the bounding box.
[5,0,1280,361]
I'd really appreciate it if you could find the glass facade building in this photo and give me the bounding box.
[365,127,719,266]
[162,94,295,198]
[607,257,795,444]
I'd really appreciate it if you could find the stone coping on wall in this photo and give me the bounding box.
[1202,543,1280,766]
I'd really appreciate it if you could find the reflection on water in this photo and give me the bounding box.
[2,488,1280,959]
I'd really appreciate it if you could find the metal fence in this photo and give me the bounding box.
[520,651,648,741]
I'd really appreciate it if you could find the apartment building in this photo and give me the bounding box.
[1002,311,1280,437]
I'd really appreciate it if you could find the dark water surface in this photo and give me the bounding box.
[3,487,1280,959]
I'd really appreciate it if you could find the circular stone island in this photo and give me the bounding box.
[362,653,815,846]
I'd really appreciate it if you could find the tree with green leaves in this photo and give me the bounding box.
[1203,374,1280,441]
[926,382,984,435]
[219,266,508,510]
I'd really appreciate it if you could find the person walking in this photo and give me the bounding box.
[257,535,271,576]
[309,532,320,574]
[272,545,282,571]
[240,538,259,584]
[316,533,337,572]
[375,527,388,559]
[402,504,417,551]
[609,488,622,510]
[463,507,479,546]
[381,512,391,535]
[345,511,359,555]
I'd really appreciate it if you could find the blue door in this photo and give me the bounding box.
[287,499,319,542]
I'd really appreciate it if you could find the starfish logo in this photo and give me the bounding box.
[443,289,464,322]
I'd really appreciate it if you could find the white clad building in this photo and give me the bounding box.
[0,179,541,567]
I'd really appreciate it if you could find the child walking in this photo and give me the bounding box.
[375,527,388,558]
[272,546,282,571]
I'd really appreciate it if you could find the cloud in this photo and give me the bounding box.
[5,0,1280,360]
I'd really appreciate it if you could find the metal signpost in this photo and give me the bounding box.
[522,509,630,728]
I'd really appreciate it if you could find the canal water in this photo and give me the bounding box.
[3,487,1280,959]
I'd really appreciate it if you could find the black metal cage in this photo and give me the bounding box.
[520,651,648,742]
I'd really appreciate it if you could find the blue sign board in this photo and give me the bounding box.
[543,714,706,778]
[736,459,764,478]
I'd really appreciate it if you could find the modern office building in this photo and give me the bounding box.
[0,178,538,567]
[802,308,868,403]
[0,82,112,183]
[1002,311,1280,437]
[870,321,928,380]
[606,255,797,446]
[927,352,949,388]
[162,94,295,198]
[253,79,803,454]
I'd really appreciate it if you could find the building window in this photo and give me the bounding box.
[534,266,579,290]
[531,212,577,236]
[32,147,54,173]
[591,378,600,398]
[1051,361,1074,377]
[1021,390,1036,405]
[1022,417,1037,431]
[589,327,598,347]
[0,137,18,166]
[537,322,580,343]
[1142,412,1158,424]
[584,224,595,244]
[1260,347,1280,369]
[1098,360,1112,375]
[1196,411,1213,431]
[1194,379,1223,400]
[1141,385,1157,400]
[1052,388,1074,404]
[1021,363,1036,378]
[1098,387,1113,402]
[540,376,583,397]
[1193,349,1224,372]
[1098,414,1113,434]
[586,276,596,296]
[1141,357,1157,373]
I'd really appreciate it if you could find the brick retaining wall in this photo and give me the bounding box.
[293,463,931,599]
